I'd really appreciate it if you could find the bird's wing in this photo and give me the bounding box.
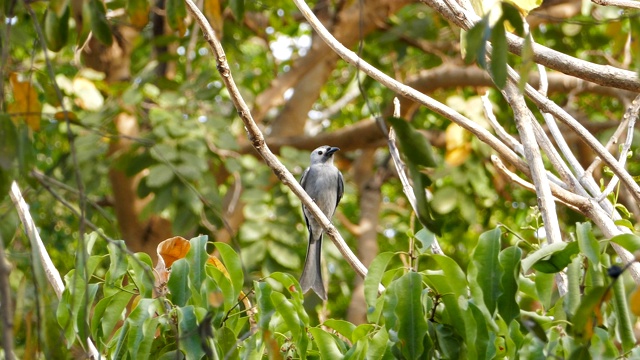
[300,167,311,230]
[300,167,310,189]
[337,170,344,207]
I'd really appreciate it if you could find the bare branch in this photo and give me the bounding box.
[9,182,101,359]
[183,0,379,291]
[591,0,640,9]
[597,96,640,201]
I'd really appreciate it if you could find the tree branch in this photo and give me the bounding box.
[183,0,381,291]
[9,182,101,359]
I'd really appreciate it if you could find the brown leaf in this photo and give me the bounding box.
[8,73,42,131]
[154,236,191,294]
[157,236,191,269]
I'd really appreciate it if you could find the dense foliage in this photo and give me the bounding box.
[2,0,640,358]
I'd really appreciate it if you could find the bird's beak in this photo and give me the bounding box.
[326,147,340,156]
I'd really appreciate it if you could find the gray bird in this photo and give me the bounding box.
[299,145,344,300]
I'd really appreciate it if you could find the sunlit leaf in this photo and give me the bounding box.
[204,0,223,35]
[126,0,150,29]
[72,77,104,110]
[8,73,42,131]
[444,123,471,166]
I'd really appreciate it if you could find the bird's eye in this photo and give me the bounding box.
[317,151,323,155]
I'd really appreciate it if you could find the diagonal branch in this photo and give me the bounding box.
[183,0,381,292]
[9,182,101,359]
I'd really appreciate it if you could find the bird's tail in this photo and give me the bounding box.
[299,233,327,300]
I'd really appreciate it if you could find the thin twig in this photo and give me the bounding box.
[596,97,640,201]
[591,0,640,9]
[0,232,14,360]
[182,0,381,292]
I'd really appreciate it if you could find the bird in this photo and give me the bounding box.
[299,145,344,300]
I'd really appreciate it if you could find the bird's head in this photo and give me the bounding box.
[310,145,340,165]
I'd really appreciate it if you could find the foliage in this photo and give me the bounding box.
[2,0,640,357]
[49,229,640,359]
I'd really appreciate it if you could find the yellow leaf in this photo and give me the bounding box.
[630,285,640,316]
[72,77,104,110]
[444,123,471,166]
[203,0,223,36]
[8,73,42,131]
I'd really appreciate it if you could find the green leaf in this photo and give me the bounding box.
[44,5,70,52]
[534,271,554,311]
[612,271,636,352]
[146,163,174,188]
[490,21,507,89]
[469,302,494,360]
[229,0,245,21]
[255,281,275,330]
[88,0,113,46]
[364,252,396,309]
[309,327,345,359]
[387,117,437,168]
[501,2,524,35]
[576,222,600,267]
[571,286,608,342]
[107,240,128,287]
[324,319,356,342]
[522,241,575,272]
[186,235,209,295]
[394,272,429,360]
[127,298,160,359]
[271,291,308,360]
[408,162,441,235]
[430,255,467,298]
[130,252,154,298]
[470,228,502,315]
[213,242,244,300]
[91,286,135,341]
[435,324,463,359]
[167,258,191,306]
[464,19,488,64]
[414,228,435,253]
[166,0,187,34]
[497,246,522,324]
[423,273,467,343]
[367,327,392,360]
[177,306,206,360]
[532,241,580,273]
[219,326,240,359]
[610,233,640,253]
